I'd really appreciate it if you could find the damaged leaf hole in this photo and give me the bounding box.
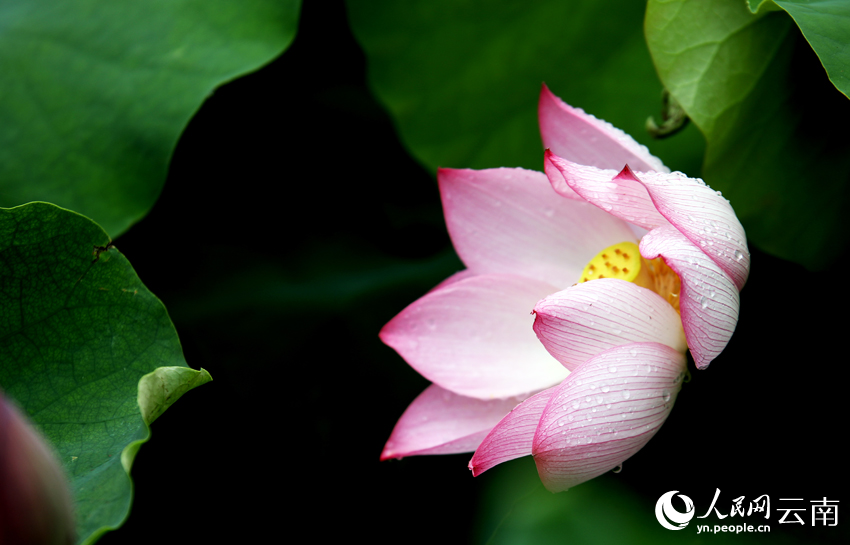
[92,243,116,263]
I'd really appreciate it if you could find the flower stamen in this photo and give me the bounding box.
[579,241,681,313]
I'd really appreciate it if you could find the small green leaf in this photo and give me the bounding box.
[137,366,212,427]
[748,1,850,99]
[646,0,850,269]
[346,0,706,178]
[120,366,211,479]
[0,202,209,544]
[0,0,301,236]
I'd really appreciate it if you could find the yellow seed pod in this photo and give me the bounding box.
[579,241,652,289]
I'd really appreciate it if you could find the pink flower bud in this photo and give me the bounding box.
[0,390,75,545]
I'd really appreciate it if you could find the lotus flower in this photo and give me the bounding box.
[380,85,749,492]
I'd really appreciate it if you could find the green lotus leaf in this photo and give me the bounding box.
[749,0,850,99]
[346,0,706,178]
[0,0,301,236]
[646,0,850,269]
[0,202,210,543]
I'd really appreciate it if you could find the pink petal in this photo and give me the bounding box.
[538,84,668,172]
[468,386,558,475]
[381,384,530,460]
[545,151,669,230]
[380,273,568,399]
[543,151,583,201]
[533,279,687,371]
[427,269,476,294]
[617,168,750,290]
[438,167,636,289]
[533,342,687,493]
[640,226,741,370]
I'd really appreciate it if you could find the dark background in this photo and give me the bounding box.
[102,1,848,543]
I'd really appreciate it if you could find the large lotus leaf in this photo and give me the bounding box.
[749,0,850,99]
[0,0,301,237]
[345,0,706,177]
[646,0,850,269]
[0,202,210,544]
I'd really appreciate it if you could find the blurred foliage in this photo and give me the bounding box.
[0,203,209,544]
[646,0,850,269]
[0,0,301,237]
[749,0,850,98]
[346,0,706,177]
[97,3,478,541]
[477,458,807,545]
[348,0,850,270]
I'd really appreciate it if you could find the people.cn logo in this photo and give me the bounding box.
[655,491,695,530]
